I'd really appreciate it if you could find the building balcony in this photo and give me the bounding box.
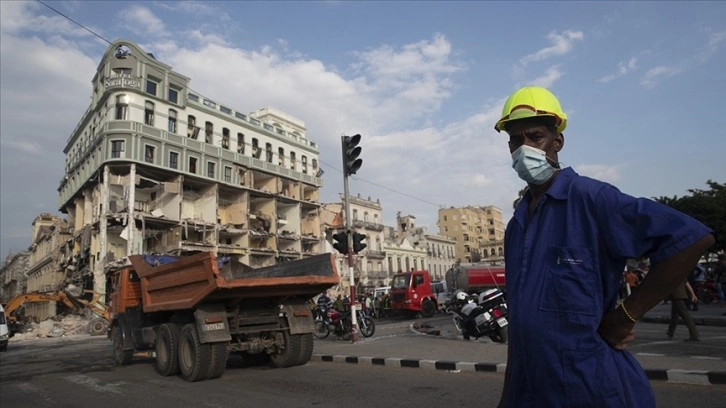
[365,250,386,259]
[351,220,385,231]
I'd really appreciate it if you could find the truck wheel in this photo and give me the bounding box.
[294,333,314,366]
[87,318,109,336]
[313,320,330,339]
[421,300,436,318]
[179,323,211,382]
[154,323,181,376]
[112,326,133,365]
[206,341,229,379]
[269,328,301,368]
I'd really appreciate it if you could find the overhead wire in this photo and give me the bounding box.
[318,159,444,208]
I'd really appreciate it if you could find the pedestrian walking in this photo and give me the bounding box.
[666,280,700,341]
[493,86,714,408]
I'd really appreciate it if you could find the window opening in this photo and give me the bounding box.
[205,121,213,143]
[144,101,154,126]
[168,109,177,133]
[169,151,178,169]
[115,95,128,120]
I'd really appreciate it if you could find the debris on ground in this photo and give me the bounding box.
[10,314,97,340]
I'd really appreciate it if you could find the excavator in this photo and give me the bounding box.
[2,289,110,336]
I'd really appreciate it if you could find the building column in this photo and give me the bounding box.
[95,165,110,299]
[126,163,136,255]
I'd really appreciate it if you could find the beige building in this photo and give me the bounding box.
[383,224,427,279]
[437,205,505,263]
[321,194,386,294]
[394,213,457,280]
[0,252,30,304]
[57,39,324,297]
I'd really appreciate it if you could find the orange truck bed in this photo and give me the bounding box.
[128,252,340,313]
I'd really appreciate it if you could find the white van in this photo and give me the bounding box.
[0,304,9,352]
[373,286,391,299]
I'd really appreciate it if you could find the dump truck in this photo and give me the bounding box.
[109,251,339,382]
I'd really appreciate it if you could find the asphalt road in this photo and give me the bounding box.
[421,313,726,360]
[1,320,725,408]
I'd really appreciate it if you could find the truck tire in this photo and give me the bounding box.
[154,323,181,376]
[87,318,109,336]
[112,326,133,365]
[294,333,313,366]
[421,299,436,318]
[179,323,211,382]
[269,328,301,368]
[206,341,229,379]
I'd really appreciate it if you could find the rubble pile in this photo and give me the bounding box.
[11,314,96,340]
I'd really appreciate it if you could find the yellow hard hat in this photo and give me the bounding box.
[494,86,567,133]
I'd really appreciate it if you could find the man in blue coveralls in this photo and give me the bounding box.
[494,86,714,408]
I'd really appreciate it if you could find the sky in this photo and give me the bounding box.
[1,1,725,259]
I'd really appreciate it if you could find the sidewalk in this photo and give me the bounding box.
[312,303,726,386]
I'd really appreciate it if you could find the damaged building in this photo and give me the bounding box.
[57,39,324,297]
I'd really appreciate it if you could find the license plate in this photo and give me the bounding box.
[203,323,225,331]
[497,317,508,327]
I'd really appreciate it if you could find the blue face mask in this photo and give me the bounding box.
[511,145,556,185]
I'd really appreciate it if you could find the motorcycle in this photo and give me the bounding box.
[449,289,508,344]
[313,305,375,340]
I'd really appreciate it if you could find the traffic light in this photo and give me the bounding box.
[352,232,367,254]
[332,231,349,254]
[342,134,362,176]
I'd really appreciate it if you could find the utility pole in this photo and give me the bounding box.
[340,134,362,343]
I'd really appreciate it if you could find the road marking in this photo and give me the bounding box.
[16,382,56,405]
[65,374,123,394]
[636,353,665,357]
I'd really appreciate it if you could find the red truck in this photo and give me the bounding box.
[389,270,440,318]
[445,262,506,295]
[109,251,339,382]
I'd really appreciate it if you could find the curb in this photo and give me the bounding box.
[642,315,726,327]
[311,354,726,385]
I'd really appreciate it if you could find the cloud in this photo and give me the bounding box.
[640,65,679,87]
[639,29,725,87]
[708,30,726,49]
[519,30,584,66]
[119,5,167,37]
[530,65,564,88]
[598,57,638,83]
[575,164,623,184]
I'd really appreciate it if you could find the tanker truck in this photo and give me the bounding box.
[108,251,339,382]
[444,262,506,297]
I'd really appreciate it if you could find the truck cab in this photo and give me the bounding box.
[389,270,438,318]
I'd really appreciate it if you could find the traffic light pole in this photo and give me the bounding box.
[342,155,359,343]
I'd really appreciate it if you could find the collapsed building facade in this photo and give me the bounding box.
[57,39,324,297]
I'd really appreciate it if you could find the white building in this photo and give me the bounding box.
[58,39,324,296]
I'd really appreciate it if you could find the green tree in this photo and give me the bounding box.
[654,180,725,253]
